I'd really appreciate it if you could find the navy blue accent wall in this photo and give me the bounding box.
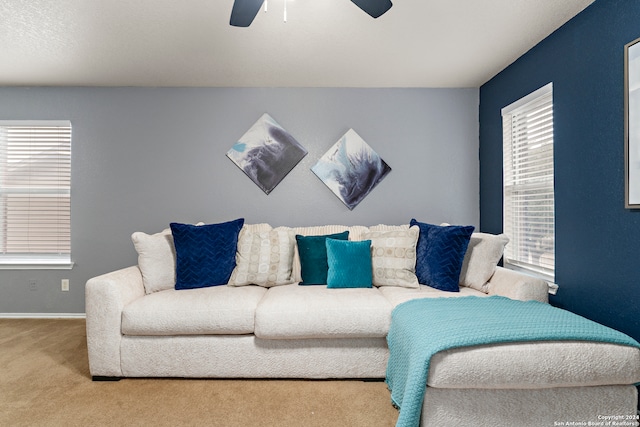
[480,0,640,341]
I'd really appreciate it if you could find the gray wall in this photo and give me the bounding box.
[0,87,479,314]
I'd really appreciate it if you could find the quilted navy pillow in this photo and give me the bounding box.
[326,238,372,289]
[410,219,474,292]
[170,218,244,290]
[296,231,349,285]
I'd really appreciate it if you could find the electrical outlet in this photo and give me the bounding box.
[29,280,38,291]
[61,279,69,292]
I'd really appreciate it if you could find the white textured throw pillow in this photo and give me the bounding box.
[131,228,176,294]
[459,232,509,293]
[362,225,420,288]
[228,227,296,287]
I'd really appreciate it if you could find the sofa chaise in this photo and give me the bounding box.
[85,221,640,427]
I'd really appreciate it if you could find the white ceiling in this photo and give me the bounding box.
[0,0,595,88]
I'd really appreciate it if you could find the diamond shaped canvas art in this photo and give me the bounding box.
[312,129,391,210]
[227,113,307,194]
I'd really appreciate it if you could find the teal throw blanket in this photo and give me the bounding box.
[385,296,640,427]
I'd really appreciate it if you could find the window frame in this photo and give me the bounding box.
[501,83,556,291]
[0,120,73,270]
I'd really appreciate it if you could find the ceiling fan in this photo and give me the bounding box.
[230,0,393,27]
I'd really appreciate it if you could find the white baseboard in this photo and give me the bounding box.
[0,313,85,319]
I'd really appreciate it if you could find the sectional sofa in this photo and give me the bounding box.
[85,220,640,427]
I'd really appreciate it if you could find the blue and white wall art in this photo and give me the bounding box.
[227,113,307,195]
[312,129,391,210]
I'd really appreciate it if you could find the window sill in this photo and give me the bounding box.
[504,263,558,295]
[0,261,74,270]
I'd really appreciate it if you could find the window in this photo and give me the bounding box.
[502,84,554,283]
[0,121,72,269]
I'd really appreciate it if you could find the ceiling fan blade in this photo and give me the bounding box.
[230,0,264,27]
[350,0,392,18]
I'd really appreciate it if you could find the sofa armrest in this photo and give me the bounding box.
[486,266,549,303]
[85,266,145,377]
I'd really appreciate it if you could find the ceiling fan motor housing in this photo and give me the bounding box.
[230,0,393,27]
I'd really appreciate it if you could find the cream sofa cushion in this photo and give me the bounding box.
[121,285,267,335]
[293,225,353,236]
[368,224,410,232]
[228,227,295,287]
[255,284,392,339]
[131,228,176,294]
[379,284,487,308]
[362,226,420,288]
[459,232,509,292]
[428,341,640,389]
[242,223,273,233]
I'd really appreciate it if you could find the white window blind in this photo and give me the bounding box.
[0,121,72,269]
[502,84,554,281]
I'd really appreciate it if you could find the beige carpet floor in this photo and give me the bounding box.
[0,319,399,427]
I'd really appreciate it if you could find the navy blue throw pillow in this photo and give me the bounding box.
[410,219,474,292]
[170,218,244,290]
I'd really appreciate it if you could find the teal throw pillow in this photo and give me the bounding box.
[410,219,474,292]
[170,218,244,290]
[326,238,372,289]
[296,231,349,285]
